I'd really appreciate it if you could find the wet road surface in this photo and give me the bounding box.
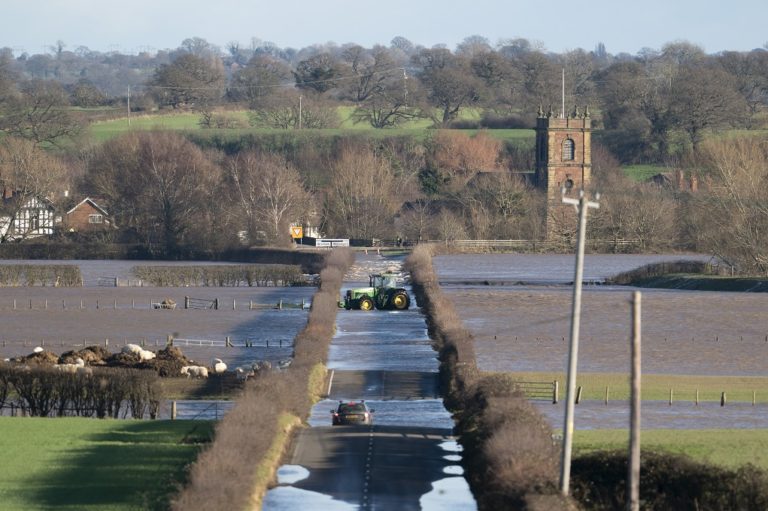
[263,255,476,510]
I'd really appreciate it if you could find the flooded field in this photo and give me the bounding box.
[433,254,768,376]
[0,260,314,370]
[432,253,768,429]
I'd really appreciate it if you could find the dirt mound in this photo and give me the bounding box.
[150,346,194,376]
[105,351,141,367]
[24,351,59,365]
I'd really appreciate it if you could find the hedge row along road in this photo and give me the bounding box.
[262,254,477,510]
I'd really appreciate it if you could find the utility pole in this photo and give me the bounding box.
[628,291,642,511]
[559,189,600,496]
[402,67,408,106]
[298,95,302,130]
[127,85,131,127]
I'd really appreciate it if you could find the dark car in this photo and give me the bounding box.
[331,400,375,426]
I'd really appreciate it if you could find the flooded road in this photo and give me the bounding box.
[264,254,476,511]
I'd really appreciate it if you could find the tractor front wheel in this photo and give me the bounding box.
[392,291,410,310]
[359,296,374,311]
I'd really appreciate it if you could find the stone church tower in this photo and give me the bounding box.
[535,105,592,238]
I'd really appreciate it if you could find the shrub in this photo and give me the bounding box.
[132,264,306,287]
[0,264,81,287]
[405,244,565,509]
[171,247,354,509]
[571,451,768,511]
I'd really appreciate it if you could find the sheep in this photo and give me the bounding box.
[180,365,209,379]
[32,346,44,354]
[55,357,86,374]
[211,358,227,374]
[276,358,292,371]
[122,343,156,361]
[76,366,93,376]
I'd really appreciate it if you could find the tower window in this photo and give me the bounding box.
[562,138,575,161]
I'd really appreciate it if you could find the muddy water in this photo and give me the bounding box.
[433,253,768,429]
[433,254,768,376]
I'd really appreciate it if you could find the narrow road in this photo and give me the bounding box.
[263,255,476,510]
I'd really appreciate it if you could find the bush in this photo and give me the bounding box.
[606,260,714,285]
[132,264,306,287]
[0,364,161,418]
[0,264,81,286]
[171,247,354,509]
[405,244,565,510]
[571,451,768,511]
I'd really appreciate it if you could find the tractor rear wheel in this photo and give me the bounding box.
[392,291,410,310]
[359,296,374,311]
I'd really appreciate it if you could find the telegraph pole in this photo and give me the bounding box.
[127,85,131,126]
[628,291,642,511]
[559,189,600,496]
[298,95,302,130]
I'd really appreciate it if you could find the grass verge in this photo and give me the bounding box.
[0,417,213,511]
[574,429,768,470]
[505,371,768,403]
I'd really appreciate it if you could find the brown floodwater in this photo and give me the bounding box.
[433,254,768,377]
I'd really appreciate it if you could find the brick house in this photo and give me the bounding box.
[64,198,115,233]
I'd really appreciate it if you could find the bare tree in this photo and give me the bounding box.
[0,137,69,241]
[322,145,401,239]
[693,137,768,274]
[225,151,311,245]
[87,132,221,255]
[0,79,83,146]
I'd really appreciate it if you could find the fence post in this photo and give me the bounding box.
[721,392,727,406]
[105,338,109,347]
[45,300,48,310]
[279,299,283,310]
[553,380,559,404]
[96,299,99,310]
[753,391,756,406]
[604,386,609,405]
[167,335,173,347]
[233,299,236,310]
[695,388,699,406]
[226,336,232,347]
[575,386,583,404]
[185,296,189,309]
[669,388,673,406]
[171,401,177,420]
[214,298,219,310]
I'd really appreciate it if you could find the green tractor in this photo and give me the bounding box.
[340,271,411,311]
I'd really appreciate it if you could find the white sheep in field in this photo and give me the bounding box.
[56,357,85,374]
[32,346,44,354]
[211,358,227,374]
[122,343,156,361]
[76,366,93,376]
[180,365,209,379]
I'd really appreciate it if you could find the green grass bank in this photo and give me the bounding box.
[0,417,214,511]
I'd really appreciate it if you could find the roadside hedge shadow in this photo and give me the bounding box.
[24,419,214,511]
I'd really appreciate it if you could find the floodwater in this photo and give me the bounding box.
[432,253,768,429]
[0,259,314,371]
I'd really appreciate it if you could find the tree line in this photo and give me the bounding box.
[1,36,767,160]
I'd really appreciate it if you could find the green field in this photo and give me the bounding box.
[574,429,768,470]
[88,108,535,144]
[622,164,666,182]
[509,371,768,403]
[0,417,214,511]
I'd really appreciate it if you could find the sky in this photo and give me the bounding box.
[2,0,767,56]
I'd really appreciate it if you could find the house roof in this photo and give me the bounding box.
[66,197,110,217]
